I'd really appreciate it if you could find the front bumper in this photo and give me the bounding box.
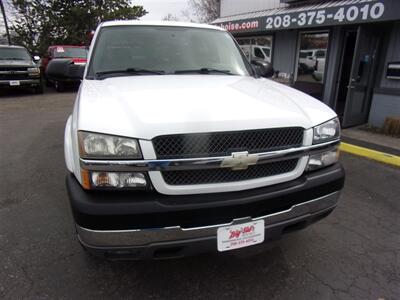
[66,163,345,259]
[78,192,339,259]
[0,79,41,87]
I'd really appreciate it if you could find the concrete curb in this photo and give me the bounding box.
[340,142,400,167]
[341,136,400,157]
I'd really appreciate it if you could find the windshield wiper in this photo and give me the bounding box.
[174,68,233,75]
[95,68,165,79]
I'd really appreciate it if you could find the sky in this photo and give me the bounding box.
[135,0,192,21]
[0,0,194,39]
[1,0,193,22]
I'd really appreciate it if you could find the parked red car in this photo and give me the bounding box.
[41,45,87,91]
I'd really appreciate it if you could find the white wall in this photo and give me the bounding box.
[220,0,287,17]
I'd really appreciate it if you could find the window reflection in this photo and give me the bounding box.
[236,36,273,63]
[297,32,329,83]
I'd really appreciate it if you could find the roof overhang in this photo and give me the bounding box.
[213,0,400,34]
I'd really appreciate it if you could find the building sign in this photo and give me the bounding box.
[215,0,400,33]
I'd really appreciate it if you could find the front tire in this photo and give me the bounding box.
[33,84,44,94]
[54,81,64,92]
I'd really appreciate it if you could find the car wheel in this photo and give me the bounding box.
[34,85,44,94]
[54,81,64,92]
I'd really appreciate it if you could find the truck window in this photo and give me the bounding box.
[262,48,270,58]
[315,50,326,58]
[88,26,252,77]
[0,48,31,60]
[254,47,265,59]
[53,47,87,59]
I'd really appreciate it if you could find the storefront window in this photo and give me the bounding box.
[236,36,273,63]
[296,32,329,83]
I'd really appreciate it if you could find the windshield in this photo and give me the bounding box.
[87,26,252,78]
[53,47,87,58]
[0,48,31,60]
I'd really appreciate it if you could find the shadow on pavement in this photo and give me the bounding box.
[77,240,291,299]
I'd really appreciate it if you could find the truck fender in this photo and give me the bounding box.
[64,115,74,173]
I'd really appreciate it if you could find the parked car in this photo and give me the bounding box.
[313,57,326,82]
[298,49,326,74]
[41,45,87,91]
[0,45,43,93]
[240,44,272,63]
[55,21,344,260]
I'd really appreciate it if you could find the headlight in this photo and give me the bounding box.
[28,67,40,75]
[313,118,340,144]
[78,131,142,159]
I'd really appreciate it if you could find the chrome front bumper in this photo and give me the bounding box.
[0,79,40,86]
[76,191,340,249]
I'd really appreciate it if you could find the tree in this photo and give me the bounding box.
[162,13,180,21]
[10,0,147,55]
[189,0,219,23]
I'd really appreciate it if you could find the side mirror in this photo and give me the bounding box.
[33,55,40,62]
[46,59,85,81]
[251,60,274,78]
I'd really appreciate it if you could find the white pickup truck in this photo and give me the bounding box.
[58,21,344,260]
[240,44,272,63]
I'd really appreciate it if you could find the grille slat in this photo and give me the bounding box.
[162,159,298,185]
[153,127,304,159]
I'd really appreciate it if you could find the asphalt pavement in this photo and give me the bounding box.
[0,88,399,300]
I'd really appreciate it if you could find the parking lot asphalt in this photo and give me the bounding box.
[0,89,399,300]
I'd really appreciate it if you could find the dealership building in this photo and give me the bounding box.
[213,0,400,129]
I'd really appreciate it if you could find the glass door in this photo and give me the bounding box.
[342,25,382,128]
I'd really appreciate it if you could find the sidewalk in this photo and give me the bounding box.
[340,126,400,167]
[341,127,400,156]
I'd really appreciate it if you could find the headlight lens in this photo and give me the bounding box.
[28,67,40,75]
[78,131,142,159]
[313,118,340,144]
[80,169,148,190]
[91,172,147,188]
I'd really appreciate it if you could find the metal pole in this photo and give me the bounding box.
[0,0,11,44]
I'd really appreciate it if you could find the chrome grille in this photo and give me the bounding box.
[153,127,304,159]
[162,159,298,185]
[0,67,28,71]
[0,68,30,80]
[0,73,30,80]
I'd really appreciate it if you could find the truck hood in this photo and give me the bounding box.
[0,60,35,68]
[77,75,336,140]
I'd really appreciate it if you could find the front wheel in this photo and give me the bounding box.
[54,81,64,92]
[33,85,44,94]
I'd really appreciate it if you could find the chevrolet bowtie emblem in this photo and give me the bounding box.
[221,151,259,170]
